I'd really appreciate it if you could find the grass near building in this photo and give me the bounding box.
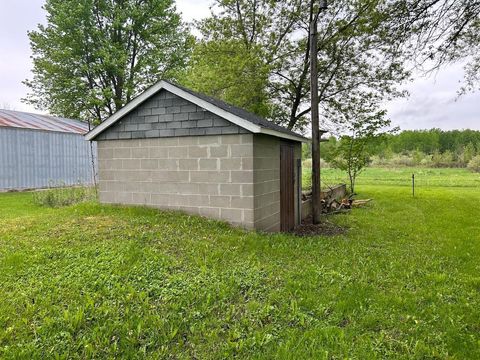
[1,168,479,358]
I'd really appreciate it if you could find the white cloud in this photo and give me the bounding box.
[386,62,480,130]
[176,0,211,23]
[0,0,45,112]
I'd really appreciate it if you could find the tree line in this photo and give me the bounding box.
[318,129,480,169]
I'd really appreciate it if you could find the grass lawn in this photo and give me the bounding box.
[303,166,480,190]
[1,168,479,358]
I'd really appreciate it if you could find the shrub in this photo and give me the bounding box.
[390,154,416,167]
[467,155,480,173]
[33,185,97,207]
[370,155,391,167]
[420,155,433,167]
[302,158,329,169]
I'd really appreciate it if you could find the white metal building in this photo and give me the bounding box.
[0,109,96,191]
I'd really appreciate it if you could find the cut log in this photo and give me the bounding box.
[351,199,372,207]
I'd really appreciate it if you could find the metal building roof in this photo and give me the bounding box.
[0,109,89,134]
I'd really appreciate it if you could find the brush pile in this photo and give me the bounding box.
[302,190,372,214]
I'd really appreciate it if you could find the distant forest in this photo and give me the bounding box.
[319,129,480,168]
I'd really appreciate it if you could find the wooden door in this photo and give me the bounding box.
[280,143,295,231]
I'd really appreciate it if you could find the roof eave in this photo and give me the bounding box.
[259,128,309,142]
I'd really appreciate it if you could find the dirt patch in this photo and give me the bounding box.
[292,215,347,237]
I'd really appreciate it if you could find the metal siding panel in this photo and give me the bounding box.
[0,127,97,190]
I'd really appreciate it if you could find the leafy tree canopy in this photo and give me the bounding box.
[24,0,191,124]
[179,39,272,117]
[187,0,479,133]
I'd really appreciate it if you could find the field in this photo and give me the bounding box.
[1,168,479,358]
[303,166,480,190]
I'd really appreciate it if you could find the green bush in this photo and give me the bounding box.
[33,185,97,207]
[390,154,416,167]
[302,158,329,169]
[467,155,480,173]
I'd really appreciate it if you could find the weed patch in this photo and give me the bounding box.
[32,186,97,207]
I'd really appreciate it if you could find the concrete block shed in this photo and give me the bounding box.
[86,81,308,232]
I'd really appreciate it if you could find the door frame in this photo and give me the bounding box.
[280,142,295,231]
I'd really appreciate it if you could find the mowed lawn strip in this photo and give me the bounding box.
[302,166,480,189]
[0,169,479,358]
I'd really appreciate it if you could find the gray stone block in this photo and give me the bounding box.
[131,131,146,139]
[159,129,175,137]
[173,113,189,121]
[205,128,222,135]
[131,115,144,124]
[152,107,166,115]
[167,121,182,129]
[174,128,189,136]
[213,118,230,127]
[125,124,138,131]
[181,104,197,113]
[197,119,213,128]
[189,128,206,136]
[189,111,205,120]
[118,132,132,139]
[138,123,151,131]
[158,114,174,122]
[152,122,167,130]
[105,132,119,140]
[166,106,181,114]
[145,129,160,138]
[222,126,240,134]
[145,115,159,123]
[172,98,188,106]
[138,108,152,116]
[181,120,196,128]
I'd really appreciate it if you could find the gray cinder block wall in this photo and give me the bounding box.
[98,134,256,229]
[253,135,281,231]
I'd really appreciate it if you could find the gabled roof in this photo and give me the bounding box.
[85,80,312,142]
[0,109,89,134]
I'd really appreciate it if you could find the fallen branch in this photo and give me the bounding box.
[351,199,372,207]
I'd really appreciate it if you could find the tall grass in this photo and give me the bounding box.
[32,185,97,207]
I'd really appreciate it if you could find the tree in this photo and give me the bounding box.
[179,39,272,117]
[194,0,413,132]
[467,155,480,173]
[189,1,479,132]
[461,142,476,166]
[329,97,395,194]
[24,0,191,125]
[408,1,480,95]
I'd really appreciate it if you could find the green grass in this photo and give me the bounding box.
[1,169,479,358]
[303,166,480,190]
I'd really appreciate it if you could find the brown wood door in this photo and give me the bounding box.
[280,143,295,232]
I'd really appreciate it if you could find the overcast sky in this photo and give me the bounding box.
[0,0,478,130]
